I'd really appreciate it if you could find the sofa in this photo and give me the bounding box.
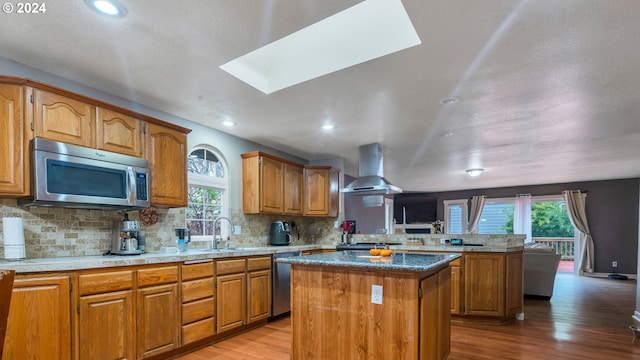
[523,243,562,300]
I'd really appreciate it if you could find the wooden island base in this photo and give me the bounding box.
[287,252,455,360]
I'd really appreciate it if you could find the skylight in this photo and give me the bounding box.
[220,0,421,94]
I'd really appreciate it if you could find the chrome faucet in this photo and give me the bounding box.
[213,216,234,249]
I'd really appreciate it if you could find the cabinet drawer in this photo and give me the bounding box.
[137,265,179,287]
[182,278,214,303]
[182,260,214,281]
[182,317,215,345]
[182,297,215,325]
[79,270,133,296]
[247,256,271,271]
[216,259,246,275]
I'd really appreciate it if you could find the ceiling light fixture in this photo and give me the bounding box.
[222,120,235,127]
[322,124,335,130]
[466,168,484,177]
[85,0,126,17]
[440,96,460,105]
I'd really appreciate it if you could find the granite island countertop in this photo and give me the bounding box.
[277,250,460,272]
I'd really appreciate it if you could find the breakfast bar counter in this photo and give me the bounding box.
[278,251,459,360]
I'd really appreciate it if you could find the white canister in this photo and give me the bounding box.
[2,217,26,259]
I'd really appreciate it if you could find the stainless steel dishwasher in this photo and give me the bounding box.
[272,251,302,317]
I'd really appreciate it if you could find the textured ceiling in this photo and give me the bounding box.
[1,0,639,192]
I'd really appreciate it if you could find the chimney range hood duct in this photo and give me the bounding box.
[341,143,402,195]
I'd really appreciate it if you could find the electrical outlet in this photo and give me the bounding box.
[371,285,383,305]
[233,226,241,234]
[612,261,618,268]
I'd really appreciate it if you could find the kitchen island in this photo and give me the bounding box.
[278,251,459,360]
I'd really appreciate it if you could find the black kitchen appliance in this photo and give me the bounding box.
[269,221,292,246]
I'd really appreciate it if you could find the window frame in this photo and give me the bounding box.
[187,146,229,242]
[444,199,468,234]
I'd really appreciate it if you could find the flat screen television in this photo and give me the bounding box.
[393,194,437,224]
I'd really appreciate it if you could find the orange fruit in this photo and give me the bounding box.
[369,248,381,256]
[380,249,393,256]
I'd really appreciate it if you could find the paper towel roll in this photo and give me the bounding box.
[3,217,26,259]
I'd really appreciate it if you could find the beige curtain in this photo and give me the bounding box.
[562,190,594,274]
[467,195,486,234]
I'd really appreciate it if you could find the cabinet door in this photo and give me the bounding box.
[420,274,439,360]
[247,269,271,323]
[216,273,246,333]
[0,84,28,196]
[33,89,94,147]
[438,268,452,360]
[505,252,523,315]
[450,263,462,315]
[146,123,187,207]
[464,254,505,316]
[283,163,303,215]
[79,290,135,360]
[3,275,71,360]
[260,156,284,214]
[303,166,339,217]
[137,283,180,359]
[96,107,144,157]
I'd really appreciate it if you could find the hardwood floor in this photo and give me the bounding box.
[174,273,639,359]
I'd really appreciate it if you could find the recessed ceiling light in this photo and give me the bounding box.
[466,168,484,177]
[86,0,126,17]
[440,96,460,105]
[322,124,335,130]
[222,120,235,127]
[220,0,421,94]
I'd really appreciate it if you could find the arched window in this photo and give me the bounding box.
[187,146,229,241]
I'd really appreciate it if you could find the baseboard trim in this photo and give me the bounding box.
[581,272,637,280]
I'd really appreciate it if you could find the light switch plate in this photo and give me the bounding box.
[371,284,383,305]
[234,226,241,234]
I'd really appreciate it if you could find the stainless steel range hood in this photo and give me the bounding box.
[341,143,402,195]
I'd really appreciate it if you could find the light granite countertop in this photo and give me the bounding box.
[0,238,522,273]
[277,251,461,272]
[0,244,329,273]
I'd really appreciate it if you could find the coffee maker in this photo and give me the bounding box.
[269,221,292,246]
[110,213,144,255]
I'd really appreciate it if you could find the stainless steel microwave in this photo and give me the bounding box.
[19,138,150,210]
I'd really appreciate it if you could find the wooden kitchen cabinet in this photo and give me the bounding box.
[136,265,180,359]
[0,83,29,196]
[32,88,95,147]
[77,269,136,360]
[461,252,526,323]
[216,272,246,332]
[96,107,145,157]
[283,162,303,215]
[303,165,339,217]
[146,122,187,207]
[3,274,71,360]
[241,152,305,215]
[420,267,451,360]
[246,257,272,323]
[216,256,271,333]
[449,257,463,315]
[181,260,216,345]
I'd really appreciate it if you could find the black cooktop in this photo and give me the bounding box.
[335,242,402,251]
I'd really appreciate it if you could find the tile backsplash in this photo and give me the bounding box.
[0,199,338,259]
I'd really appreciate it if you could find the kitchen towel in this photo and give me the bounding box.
[2,217,26,259]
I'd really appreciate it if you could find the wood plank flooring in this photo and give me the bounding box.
[174,273,639,359]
